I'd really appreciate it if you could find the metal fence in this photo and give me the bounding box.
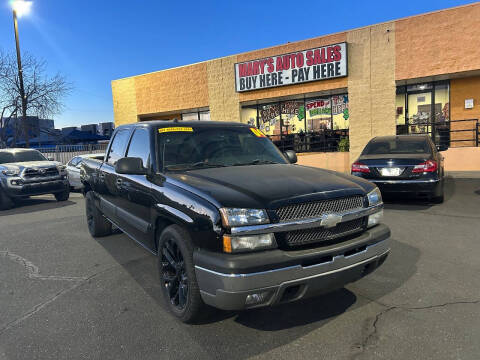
[37,144,108,164]
[269,129,350,153]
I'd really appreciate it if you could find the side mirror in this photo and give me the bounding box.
[436,144,448,152]
[284,150,297,164]
[47,157,54,161]
[115,157,147,175]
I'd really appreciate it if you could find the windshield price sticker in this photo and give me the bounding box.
[158,127,194,133]
[250,128,266,137]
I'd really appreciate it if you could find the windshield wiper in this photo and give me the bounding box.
[232,159,279,166]
[190,161,227,169]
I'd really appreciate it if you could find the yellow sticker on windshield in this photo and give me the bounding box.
[158,127,193,133]
[250,127,266,137]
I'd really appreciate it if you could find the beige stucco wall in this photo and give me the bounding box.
[207,56,240,122]
[297,152,350,173]
[442,147,480,171]
[347,23,396,163]
[111,77,138,126]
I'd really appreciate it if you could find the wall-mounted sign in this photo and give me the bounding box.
[465,99,474,109]
[234,42,347,92]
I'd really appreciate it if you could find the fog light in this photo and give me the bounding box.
[10,179,23,186]
[368,210,383,228]
[245,291,272,306]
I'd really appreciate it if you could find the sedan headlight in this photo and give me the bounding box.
[367,187,382,206]
[2,169,20,176]
[219,208,269,227]
[223,234,276,253]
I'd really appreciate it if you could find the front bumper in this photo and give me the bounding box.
[194,224,390,310]
[4,177,69,198]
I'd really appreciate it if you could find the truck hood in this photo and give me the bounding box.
[167,164,375,209]
[0,161,62,172]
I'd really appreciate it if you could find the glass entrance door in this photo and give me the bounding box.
[407,91,433,136]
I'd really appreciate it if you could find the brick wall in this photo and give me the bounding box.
[396,3,480,80]
[111,77,138,126]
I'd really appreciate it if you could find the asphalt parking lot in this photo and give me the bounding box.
[1,178,479,360]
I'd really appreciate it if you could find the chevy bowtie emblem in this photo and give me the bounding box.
[321,213,342,228]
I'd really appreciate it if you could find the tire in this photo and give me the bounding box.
[432,179,445,204]
[54,188,70,202]
[0,189,14,210]
[85,191,112,237]
[157,224,206,323]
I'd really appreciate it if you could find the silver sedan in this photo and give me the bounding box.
[66,153,104,190]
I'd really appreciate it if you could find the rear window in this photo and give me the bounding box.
[362,137,431,155]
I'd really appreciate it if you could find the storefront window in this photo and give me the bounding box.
[241,93,349,153]
[434,83,449,122]
[306,98,331,131]
[281,100,305,134]
[241,106,257,126]
[181,112,199,121]
[331,95,349,130]
[199,111,211,121]
[258,103,281,140]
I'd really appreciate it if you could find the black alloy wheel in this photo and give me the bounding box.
[161,238,189,311]
[157,225,206,323]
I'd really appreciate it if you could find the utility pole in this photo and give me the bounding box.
[12,9,29,148]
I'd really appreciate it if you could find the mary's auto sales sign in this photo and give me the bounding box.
[235,42,347,92]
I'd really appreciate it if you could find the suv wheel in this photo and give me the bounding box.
[54,188,70,202]
[85,191,112,237]
[0,189,14,210]
[158,224,206,323]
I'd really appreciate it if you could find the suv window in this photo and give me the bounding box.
[107,129,131,165]
[126,128,150,168]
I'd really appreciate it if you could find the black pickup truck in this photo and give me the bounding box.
[81,121,390,323]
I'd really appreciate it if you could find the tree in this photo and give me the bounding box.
[0,50,72,147]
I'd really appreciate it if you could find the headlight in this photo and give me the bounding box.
[223,234,276,253]
[367,187,382,206]
[219,208,269,227]
[2,169,20,176]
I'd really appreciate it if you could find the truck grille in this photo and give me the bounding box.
[23,167,59,178]
[284,218,365,247]
[276,196,364,222]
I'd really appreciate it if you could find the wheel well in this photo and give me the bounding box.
[154,217,175,252]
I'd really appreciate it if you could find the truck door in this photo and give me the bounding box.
[99,128,132,222]
[115,127,155,250]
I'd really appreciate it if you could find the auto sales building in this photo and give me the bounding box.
[112,3,480,172]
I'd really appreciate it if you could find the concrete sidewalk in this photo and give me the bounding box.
[446,171,480,179]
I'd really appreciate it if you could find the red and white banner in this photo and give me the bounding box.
[235,42,347,92]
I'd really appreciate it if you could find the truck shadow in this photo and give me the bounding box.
[95,233,418,360]
[0,197,75,216]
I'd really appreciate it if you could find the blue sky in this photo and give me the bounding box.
[0,0,475,128]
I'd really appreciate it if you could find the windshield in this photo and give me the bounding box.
[0,150,47,164]
[362,138,432,155]
[157,126,288,171]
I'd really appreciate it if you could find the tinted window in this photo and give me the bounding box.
[362,137,432,155]
[0,150,47,164]
[157,126,287,171]
[107,129,130,165]
[126,128,150,167]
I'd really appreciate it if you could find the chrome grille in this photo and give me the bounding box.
[23,167,59,178]
[276,196,364,222]
[284,218,365,247]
